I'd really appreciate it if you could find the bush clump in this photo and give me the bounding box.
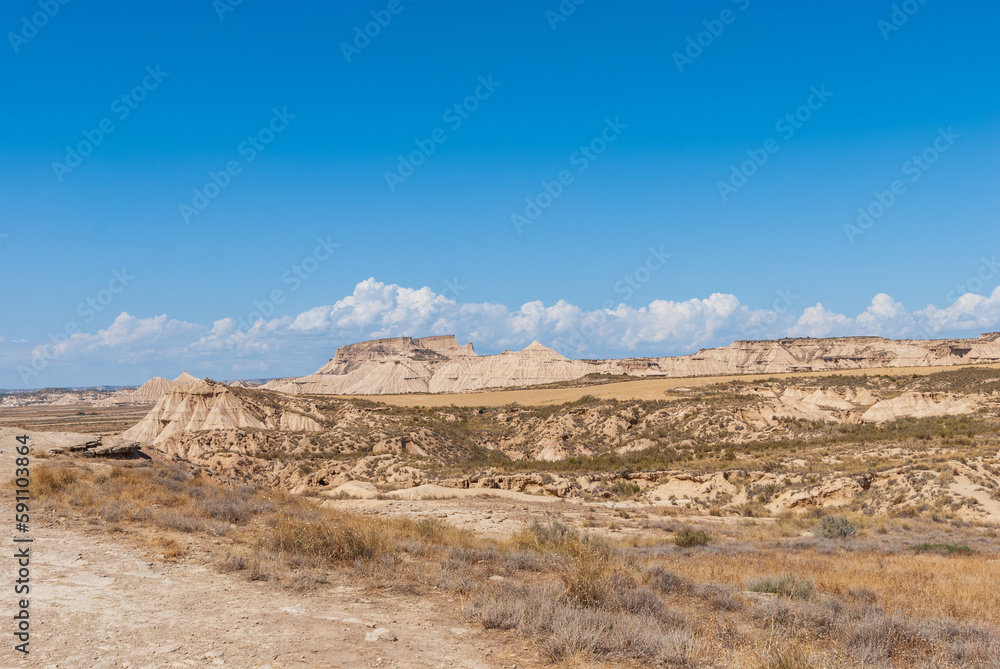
[818,515,857,539]
[673,528,711,548]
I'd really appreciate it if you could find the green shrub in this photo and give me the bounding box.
[912,542,974,556]
[817,515,857,539]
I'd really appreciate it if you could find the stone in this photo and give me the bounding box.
[364,628,396,642]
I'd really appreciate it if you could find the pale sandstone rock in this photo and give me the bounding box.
[122,382,265,445]
[860,392,979,422]
[265,333,1000,396]
[97,372,201,406]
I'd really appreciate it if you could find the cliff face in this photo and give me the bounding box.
[653,334,1000,377]
[264,333,1000,396]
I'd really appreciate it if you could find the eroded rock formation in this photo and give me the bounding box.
[265,333,1000,396]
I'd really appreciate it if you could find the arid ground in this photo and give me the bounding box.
[3,364,1000,668]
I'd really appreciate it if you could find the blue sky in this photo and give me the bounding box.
[1,0,998,388]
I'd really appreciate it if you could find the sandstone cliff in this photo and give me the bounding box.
[265,333,1000,396]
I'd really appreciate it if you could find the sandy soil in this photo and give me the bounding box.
[0,436,524,669]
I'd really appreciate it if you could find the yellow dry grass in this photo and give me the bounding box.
[669,547,1000,625]
[339,363,1000,408]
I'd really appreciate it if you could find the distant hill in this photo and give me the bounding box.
[263,333,1000,395]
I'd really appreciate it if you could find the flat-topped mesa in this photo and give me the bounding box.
[414,335,476,356]
[322,335,476,372]
[265,333,1000,396]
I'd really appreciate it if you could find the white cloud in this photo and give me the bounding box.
[29,313,201,361]
[4,278,1000,388]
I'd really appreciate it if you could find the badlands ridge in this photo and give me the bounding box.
[264,332,1000,395]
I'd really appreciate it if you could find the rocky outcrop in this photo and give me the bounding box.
[123,381,324,446]
[265,333,1000,396]
[651,334,1000,377]
[860,392,979,422]
[97,372,201,406]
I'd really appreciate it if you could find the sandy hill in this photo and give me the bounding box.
[122,380,323,448]
[97,371,201,406]
[264,333,1000,396]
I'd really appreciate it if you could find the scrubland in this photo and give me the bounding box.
[32,455,1000,668]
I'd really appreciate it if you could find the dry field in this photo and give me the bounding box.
[344,363,1000,407]
[0,403,152,434]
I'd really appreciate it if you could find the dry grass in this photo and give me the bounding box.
[29,458,1000,668]
[665,546,1000,627]
[0,403,153,434]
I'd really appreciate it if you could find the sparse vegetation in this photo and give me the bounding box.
[818,515,857,538]
[673,527,711,547]
[28,452,1000,667]
[17,362,1000,666]
[746,572,816,599]
[912,542,975,556]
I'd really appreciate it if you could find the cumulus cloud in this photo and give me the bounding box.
[5,278,1000,388]
[30,313,202,361]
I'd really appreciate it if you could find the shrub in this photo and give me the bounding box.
[674,528,711,548]
[558,540,615,607]
[610,480,642,498]
[912,542,974,556]
[747,572,815,600]
[817,515,857,539]
[33,466,80,496]
[646,566,692,595]
[514,520,577,551]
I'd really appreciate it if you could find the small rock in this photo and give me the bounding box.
[365,628,396,642]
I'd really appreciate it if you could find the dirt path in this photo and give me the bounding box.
[0,434,518,669]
